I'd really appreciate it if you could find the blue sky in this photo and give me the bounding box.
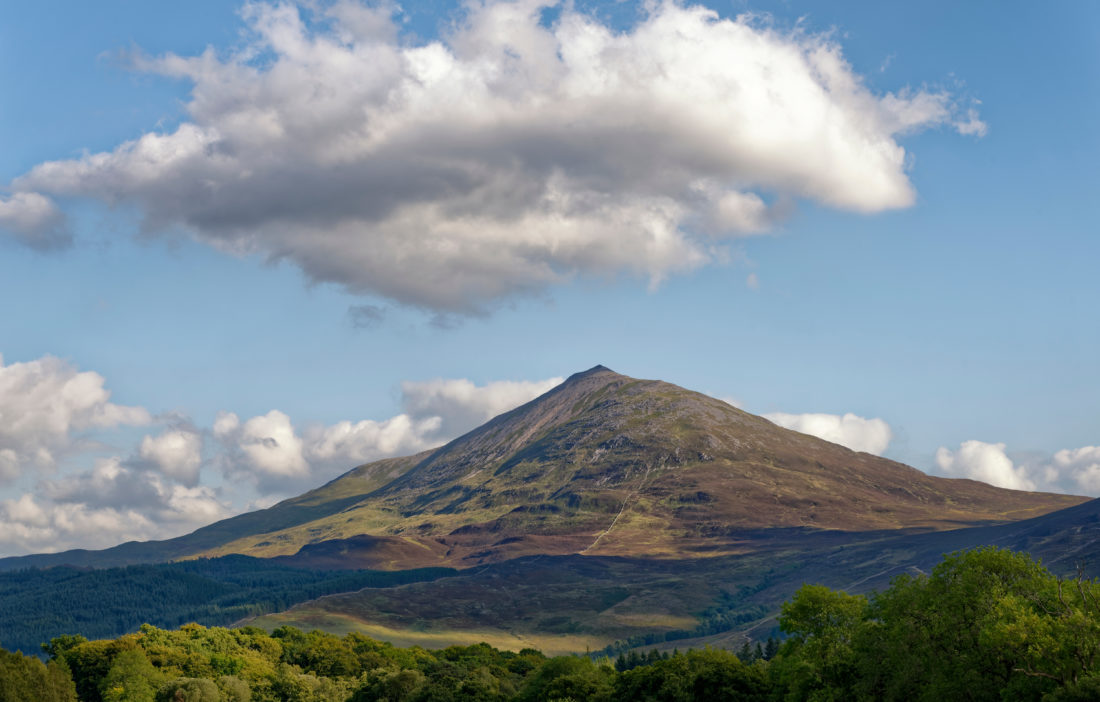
[0,0,1096,555]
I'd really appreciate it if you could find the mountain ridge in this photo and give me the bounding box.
[1,365,1086,572]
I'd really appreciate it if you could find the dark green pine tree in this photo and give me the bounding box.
[737,640,754,663]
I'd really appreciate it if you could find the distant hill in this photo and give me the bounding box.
[0,365,1085,573]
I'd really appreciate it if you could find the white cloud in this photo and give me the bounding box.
[304,414,443,469]
[0,353,151,482]
[930,441,1100,496]
[41,456,228,521]
[764,411,893,455]
[0,354,564,552]
[8,0,979,313]
[0,494,153,555]
[935,440,1037,491]
[1,458,230,555]
[138,428,203,485]
[1051,446,1100,493]
[954,108,989,137]
[239,410,310,480]
[0,192,69,250]
[212,410,241,438]
[400,376,564,438]
[216,375,562,493]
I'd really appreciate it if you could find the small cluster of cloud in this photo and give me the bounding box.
[0,353,150,483]
[3,0,982,313]
[135,428,204,485]
[1,460,228,554]
[0,192,69,250]
[0,353,561,554]
[0,354,221,553]
[935,440,1100,494]
[935,440,1036,491]
[764,411,894,455]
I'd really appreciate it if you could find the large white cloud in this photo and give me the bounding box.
[764,411,893,455]
[6,0,981,313]
[0,354,151,482]
[215,375,562,493]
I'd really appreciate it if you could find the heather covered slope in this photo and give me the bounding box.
[194,365,1084,567]
[251,498,1100,656]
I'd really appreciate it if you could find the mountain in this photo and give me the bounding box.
[2,365,1084,573]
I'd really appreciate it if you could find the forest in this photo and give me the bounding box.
[0,555,455,655]
[1,547,1098,701]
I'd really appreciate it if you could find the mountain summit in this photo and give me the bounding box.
[180,365,1086,567]
[1,366,1085,571]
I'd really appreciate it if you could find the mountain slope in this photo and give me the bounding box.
[190,365,1083,566]
[0,452,429,571]
[4,365,1082,573]
[249,496,1100,656]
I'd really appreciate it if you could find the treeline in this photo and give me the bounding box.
[595,578,775,659]
[5,626,769,702]
[770,546,1100,701]
[0,555,455,655]
[0,547,1097,701]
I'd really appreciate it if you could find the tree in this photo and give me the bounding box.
[771,584,868,701]
[101,649,165,702]
[858,547,1059,701]
[155,678,221,702]
[613,648,768,702]
[516,656,614,702]
[0,648,78,702]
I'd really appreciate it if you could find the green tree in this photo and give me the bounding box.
[516,656,614,702]
[0,648,78,702]
[772,584,868,701]
[61,638,139,702]
[155,678,221,702]
[216,676,250,702]
[858,547,1057,701]
[613,648,767,701]
[350,668,424,702]
[101,649,165,702]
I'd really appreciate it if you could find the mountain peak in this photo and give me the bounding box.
[2,368,1085,573]
[561,364,620,384]
[572,363,615,376]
